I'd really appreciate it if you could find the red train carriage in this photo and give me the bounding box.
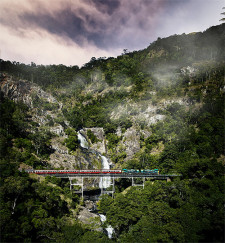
[28,170,122,174]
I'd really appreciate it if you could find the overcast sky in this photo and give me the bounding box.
[0,0,224,67]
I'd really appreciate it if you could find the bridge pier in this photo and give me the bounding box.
[69,177,84,198]
[132,177,145,189]
[67,176,172,199]
[101,177,115,198]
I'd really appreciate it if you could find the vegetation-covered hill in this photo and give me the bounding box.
[0,24,224,242]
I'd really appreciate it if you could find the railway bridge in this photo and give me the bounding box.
[68,174,179,198]
[29,170,181,198]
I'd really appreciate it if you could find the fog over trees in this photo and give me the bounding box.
[0,24,224,242]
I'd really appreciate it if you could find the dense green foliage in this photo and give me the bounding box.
[97,61,224,241]
[0,24,224,242]
[1,24,224,91]
[63,90,133,131]
[99,92,224,242]
[0,92,49,168]
[86,130,99,144]
[0,96,111,242]
[64,128,79,152]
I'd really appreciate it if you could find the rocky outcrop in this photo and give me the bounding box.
[77,206,102,231]
[82,128,107,154]
[50,134,101,170]
[50,125,65,136]
[180,65,197,77]
[31,85,58,104]
[110,97,190,127]
[0,75,33,106]
[0,74,98,170]
[122,126,140,161]
[140,129,151,139]
[148,114,165,125]
[0,74,60,110]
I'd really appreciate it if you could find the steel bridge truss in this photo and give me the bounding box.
[67,174,175,198]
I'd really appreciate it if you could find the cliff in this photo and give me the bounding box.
[0,73,100,170]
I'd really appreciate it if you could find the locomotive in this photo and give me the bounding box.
[122,169,159,174]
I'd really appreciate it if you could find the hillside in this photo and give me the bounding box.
[0,24,224,242]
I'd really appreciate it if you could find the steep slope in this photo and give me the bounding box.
[0,24,224,171]
[0,73,100,170]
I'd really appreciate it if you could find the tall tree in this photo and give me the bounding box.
[220,7,225,21]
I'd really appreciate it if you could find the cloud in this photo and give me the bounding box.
[0,0,165,47]
[84,0,121,15]
[1,0,164,48]
[0,0,224,66]
[0,23,115,66]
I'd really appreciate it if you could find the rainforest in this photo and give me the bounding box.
[0,23,224,242]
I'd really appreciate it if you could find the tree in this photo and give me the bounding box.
[220,7,225,21]
[61,223,84,243]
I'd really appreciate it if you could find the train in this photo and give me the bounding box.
[23,169,159,175]
[122,169,159,174]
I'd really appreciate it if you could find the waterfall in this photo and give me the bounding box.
[77,131,111,188]
[99,214,114,239]
[77,131,114,238]
[98,156,114,238]
[99,155,111,188]
[78,131,89,149]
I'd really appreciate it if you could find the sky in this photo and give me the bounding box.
[0,0,224,67]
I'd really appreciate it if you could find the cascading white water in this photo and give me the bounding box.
[99,155,111,188]
[99,214,114,239]
[78,131,89,149]
[77,132,111,188]
[77,131,114,238]
[98,156,114,238]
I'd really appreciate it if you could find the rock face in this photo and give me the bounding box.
[0,75,33,106]
[77,206,102,231]
[0,74,101,170]
[32,85,58,104]
[0,74,60,108]
[49,137,76,169]
[78,207,99,224]
[122,126,140,161]
[50,125,65,136]
[84,200,96,211]
[0,73,191,169]
[82,128,107,154]
[110,96,190,127]
[181,65,196,77]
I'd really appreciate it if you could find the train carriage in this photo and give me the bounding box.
[26,169,121,174]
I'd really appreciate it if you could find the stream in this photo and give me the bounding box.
[99,214,114,239]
